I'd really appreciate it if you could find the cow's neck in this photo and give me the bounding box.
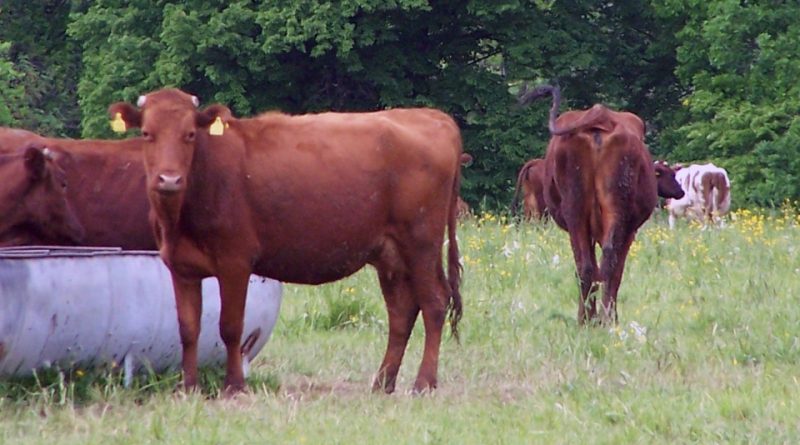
[149,191,184,241]
[176,136,233,239]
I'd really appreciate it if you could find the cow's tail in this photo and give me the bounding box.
[447,152,464,341]
[511,161,531,217]
[518,84,562,134]
[519,84,612,137]
[518,83,560,107]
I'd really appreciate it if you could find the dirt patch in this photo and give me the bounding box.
[281,376,370,401]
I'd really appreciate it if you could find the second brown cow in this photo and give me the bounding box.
[0,127,153,250]
[0,143,85,246]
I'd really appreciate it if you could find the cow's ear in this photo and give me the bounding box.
[108,103,142,132]
[23,145,47,181]
[196,104,233,136]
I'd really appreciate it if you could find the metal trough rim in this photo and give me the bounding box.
[0,246,159,259]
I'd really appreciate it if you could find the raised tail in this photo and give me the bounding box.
[519,84,613,137]
[518,84,562,134]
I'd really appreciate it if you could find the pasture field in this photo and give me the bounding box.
[2,206,800,444]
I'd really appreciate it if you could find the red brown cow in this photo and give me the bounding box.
[0,143,85,246]
[520,85,683,324]
[511,158,547,220]
[0,128,154,250]
[109,88,463,394]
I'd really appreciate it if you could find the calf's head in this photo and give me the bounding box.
[0,144,85,245]
[653,161,685,200]
[108,89,229,197]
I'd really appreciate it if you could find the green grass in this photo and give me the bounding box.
[2,208,800,444]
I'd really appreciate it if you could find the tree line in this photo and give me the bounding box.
[1,0,798,209]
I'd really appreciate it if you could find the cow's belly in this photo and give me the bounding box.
[252,232,381,285]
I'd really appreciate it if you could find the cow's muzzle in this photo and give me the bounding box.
[157,174,183,193]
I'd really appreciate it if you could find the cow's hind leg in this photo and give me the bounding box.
[408,247,449,393]
[372,242,418,394]
[568,229,598,324]
[599,229,636,324]
[171,273,203,391]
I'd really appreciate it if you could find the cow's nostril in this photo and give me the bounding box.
[158,174,181,183]
[157,174,183,192]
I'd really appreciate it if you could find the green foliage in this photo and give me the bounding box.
[663,0,800,205]
[2,0,799,207]
[0,0,83,136]
[0,41,24,126]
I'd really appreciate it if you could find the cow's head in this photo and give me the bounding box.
[108,89,230,198]
[0,144,85,245]
[653,160,685,200]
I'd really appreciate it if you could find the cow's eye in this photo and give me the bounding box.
[142,130,154,141]
[186,130,196,141]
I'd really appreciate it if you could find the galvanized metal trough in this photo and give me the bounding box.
[0,246,282,385]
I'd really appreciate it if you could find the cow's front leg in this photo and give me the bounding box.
[217,268,252,395]
[171,272,203,391]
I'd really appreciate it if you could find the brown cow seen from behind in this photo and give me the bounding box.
[519,85,683,324]
[109,88,463,395]
[0,144,85,246]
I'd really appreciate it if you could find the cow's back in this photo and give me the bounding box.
[0,127,45,152]
[186,109,461,283]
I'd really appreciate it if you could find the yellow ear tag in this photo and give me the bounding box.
[209,116,225,136]
[111,112,127,133]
